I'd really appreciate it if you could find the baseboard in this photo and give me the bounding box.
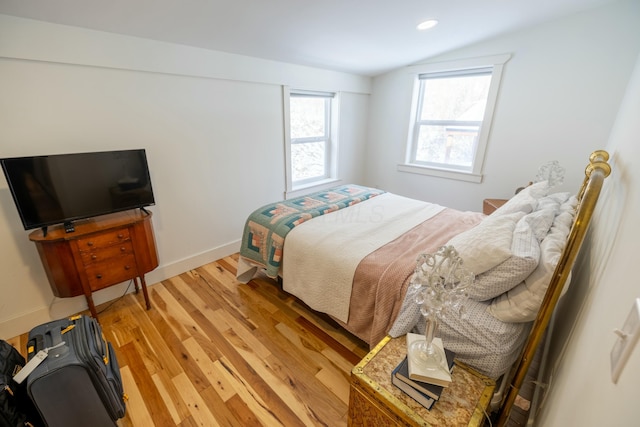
[0,240,240,339]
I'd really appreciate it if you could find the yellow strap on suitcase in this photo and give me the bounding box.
[60,325,75,335]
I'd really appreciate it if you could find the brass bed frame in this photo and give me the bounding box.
[496,150,611,425]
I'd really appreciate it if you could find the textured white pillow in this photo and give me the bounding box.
[491,181,550,217]
[537,192,570,210]
[467,213,540,301]
[447,211,525,276]
[488,196,578,322]
[522,208,557,242]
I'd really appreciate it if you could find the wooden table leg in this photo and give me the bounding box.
[139,276,151,310]
[85,293,98,319]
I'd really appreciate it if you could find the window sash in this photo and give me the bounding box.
[418,67,493,80]
[400,54,511,182]
[288,90,334,187]
[409,67,495,173]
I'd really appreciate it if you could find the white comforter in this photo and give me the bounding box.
[281,193,445,323]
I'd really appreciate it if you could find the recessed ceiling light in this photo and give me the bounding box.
[417,19,439,31]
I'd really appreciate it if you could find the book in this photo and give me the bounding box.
[391,361,436,409]
[406,333,453,387]
[394,346,455,401]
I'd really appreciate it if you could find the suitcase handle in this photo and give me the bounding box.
[27,335,43,358]
[27,320,72,358]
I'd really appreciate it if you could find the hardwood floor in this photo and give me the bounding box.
[7,253,536,426]
[8,254,369,426]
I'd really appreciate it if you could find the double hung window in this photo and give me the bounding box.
[285,89,337,194]
[401,54,510,182]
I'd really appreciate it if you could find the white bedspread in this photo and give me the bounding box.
[282,193,445,322]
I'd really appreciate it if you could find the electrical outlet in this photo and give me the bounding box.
[610,298,640,383]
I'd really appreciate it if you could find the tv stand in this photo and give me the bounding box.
[29,210,159,319]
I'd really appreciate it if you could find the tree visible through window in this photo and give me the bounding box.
[413,69,492,171]
[289,92,333,185]
[402,54,510,182]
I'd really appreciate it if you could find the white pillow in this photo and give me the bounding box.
[467,213,540,301]
[491,181,550,217]
[447,211,525,276]
[522,208,556,242]
[537,192,570,210]
[488,196,578,322]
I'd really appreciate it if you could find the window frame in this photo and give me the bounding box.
[284,87,340,198]
[399,54,511,183]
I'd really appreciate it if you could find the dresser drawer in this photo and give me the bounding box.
[80,242,134,265]
[85,255,139,291]
[77,229,131,251]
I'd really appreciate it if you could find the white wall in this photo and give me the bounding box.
[364,3,640,423]
[0,15,371,338]
[535,50,640,427]
[3,16,640,427]
[365,0,640,212]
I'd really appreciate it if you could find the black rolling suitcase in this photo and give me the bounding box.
[25,315,126,427]
[0,340,44,427]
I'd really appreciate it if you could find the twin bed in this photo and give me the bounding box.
[236,150,611,419]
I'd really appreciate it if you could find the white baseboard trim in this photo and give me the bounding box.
[0,240,240,340]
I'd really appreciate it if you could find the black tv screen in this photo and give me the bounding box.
[1,149,155,231]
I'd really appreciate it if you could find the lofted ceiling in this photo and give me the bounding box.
[0,0,618,76]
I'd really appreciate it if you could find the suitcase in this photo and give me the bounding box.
[25,315,126,427]
[0,340,44,427]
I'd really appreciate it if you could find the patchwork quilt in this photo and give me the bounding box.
[239,184,385,278]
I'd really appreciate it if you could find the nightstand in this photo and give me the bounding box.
[482,199,508,215]
[348,336,495,427]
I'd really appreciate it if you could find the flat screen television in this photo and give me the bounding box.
[1,149,155,233]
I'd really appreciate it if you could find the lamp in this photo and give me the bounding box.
[408,245,473,370]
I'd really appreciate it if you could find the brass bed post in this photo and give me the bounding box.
[496,150,611,426]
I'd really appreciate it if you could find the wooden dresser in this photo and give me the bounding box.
[349,336,495,427]
[29,209,158,318]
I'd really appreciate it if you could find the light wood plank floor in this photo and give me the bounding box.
[8,253,535,426]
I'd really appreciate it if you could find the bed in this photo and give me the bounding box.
[236,150,611,420]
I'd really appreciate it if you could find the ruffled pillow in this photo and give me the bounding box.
[447,211,525,276]
[488,196,578,322]
[491,181,550,217]
[467,191,569,302]
[467,213,540,301]
[524,191,569,241]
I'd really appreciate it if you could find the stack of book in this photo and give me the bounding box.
[391,333,455,410]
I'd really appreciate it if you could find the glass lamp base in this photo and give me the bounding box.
[409,339,443,371]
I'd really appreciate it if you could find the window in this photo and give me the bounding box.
[401,54,510,182]
[285,89,338,194]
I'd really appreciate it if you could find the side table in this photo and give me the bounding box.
[29,209,158,318]
[482,199,508,215]
[348,336,495,427]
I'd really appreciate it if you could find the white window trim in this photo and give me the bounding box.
[399,54,511,183]
[283,86,340,199]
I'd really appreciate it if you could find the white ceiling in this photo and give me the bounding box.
[0,0,617,76]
